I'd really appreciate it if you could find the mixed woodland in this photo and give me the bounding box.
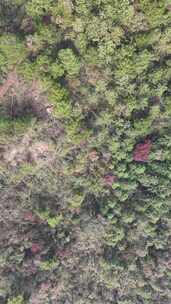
[0,0,171,303]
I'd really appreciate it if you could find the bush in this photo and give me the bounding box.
[7,296,24,304]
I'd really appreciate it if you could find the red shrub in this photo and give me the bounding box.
[40,282,51,291]
[57,248,71,260]
[103,174,118,186]
[31,243,42,254]
[23,262,37,275]
[42,15,52,25]
[23,211,37,222]
[23,211,42,224]
[133,139,152,162]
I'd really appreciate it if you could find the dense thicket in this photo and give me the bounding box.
[0,1,171,303]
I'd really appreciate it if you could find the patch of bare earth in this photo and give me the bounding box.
[0,70,53,119]
[1,133,55,168]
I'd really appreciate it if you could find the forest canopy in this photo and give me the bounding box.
[0,1,171,303]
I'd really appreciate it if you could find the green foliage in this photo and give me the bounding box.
[139,0,170,27]
[0,53,7,74]
[48,84,71,118]
[10,163,37,183]
[7,296,24,304]
[1,0,171,303]
[50,62,65,79]
[39,258,59,271]
[26,0,53,19]
[36,209,63,228]
[0,35,27,67]
[69,194,84,210]
[0,116,33,138]
[58,48,81,77]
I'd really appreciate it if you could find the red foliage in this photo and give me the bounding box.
[71,207,80,215]
[31,243,42,254]
[23,211,37,222]
[24,211,34,221]
[103,174,118,186]
[23,211,42,224]
[23,262,37,275]
[57,248,71,260]
[42,15,52,25]
[133,139,152,162]
[40,282,51,291]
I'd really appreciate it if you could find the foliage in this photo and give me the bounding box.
[0,116,33,139]
[58,48,81,77]
[0,0,171,304]
[26,0,53,19]
[133,139,152,162]
[36,209,63,228]
[7,296,24,304]
[39,258,59,271]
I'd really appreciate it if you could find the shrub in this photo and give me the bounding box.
[58,48,81,77]
[7,296,24,304]
[133,139,152,162]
